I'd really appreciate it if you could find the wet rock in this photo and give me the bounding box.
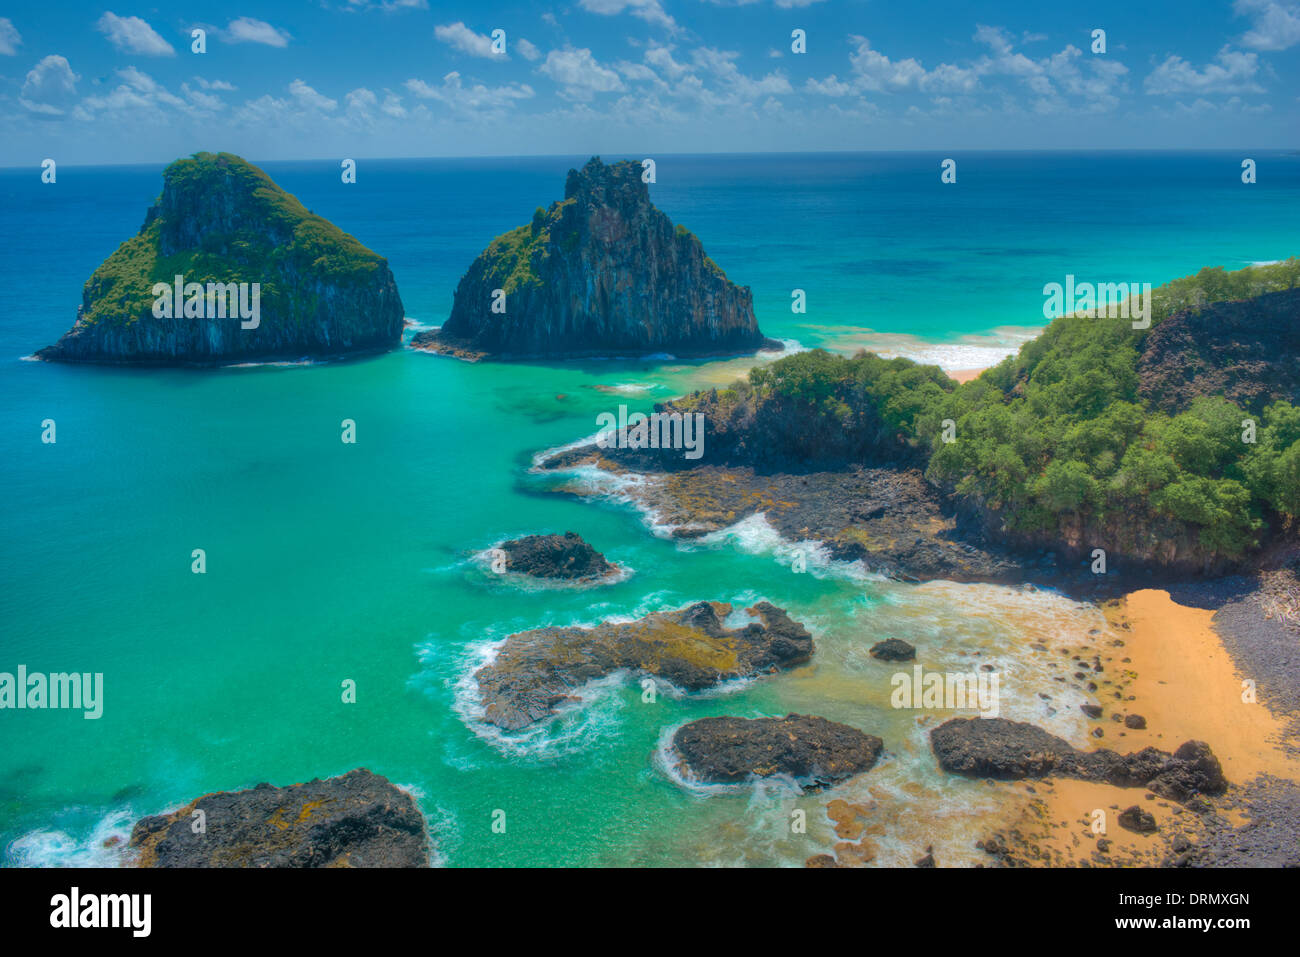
[672,714,882,789]
[869,638,916,662]
[929,718,1227,803]
[128,769,429,867]
[475,600,813,730]
[1125,713,1147,730]
[496,532,616,581]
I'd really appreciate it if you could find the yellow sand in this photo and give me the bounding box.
[1013,588,1297,865]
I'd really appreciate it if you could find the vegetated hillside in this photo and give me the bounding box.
[38,151,404,364]
[668,258,1300,571]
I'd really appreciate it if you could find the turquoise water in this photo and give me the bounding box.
[1,152,1297,867]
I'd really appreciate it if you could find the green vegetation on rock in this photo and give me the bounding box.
[81,151,388,327]
[684,258,1300,565]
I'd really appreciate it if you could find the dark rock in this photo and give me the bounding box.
[128,769,429,867]
[496,532,615,581]
[415,157,774,360]
[1081,704,1103,719]
[475,600,813,730]
[672,714,882,788]
[869,638,916,662]
[1138,287,1300,415]
[929,718,1227,803]
[1125,713,1147,729]
[1118,805,1158,834]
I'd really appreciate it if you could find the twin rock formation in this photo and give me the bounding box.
[39,153,770,365]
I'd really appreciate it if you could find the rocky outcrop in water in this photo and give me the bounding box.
[672,714,882,789]
[930,718,1226,802]
[128,769,430,867]
[474,601,813,730]
[38,152,404,365]
[496,532,616,581]
[1138,287,1300,415]
[413,157,776,360]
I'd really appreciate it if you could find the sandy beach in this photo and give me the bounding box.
[999,588,1300,866]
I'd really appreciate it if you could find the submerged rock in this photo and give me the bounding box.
[496,532,616,581]
[38,152,404,365]
[128,769,430,867]
[474,600,813,730]
[414,157,777,360]
[671,714,883,789]
[930,718,1226,802]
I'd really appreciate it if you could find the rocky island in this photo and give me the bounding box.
[127,769,430,867]
[671,714,883,789]
[413,157,778,360]
[493,531,618,582]
[38,152,405,365]
[474,600,813,730]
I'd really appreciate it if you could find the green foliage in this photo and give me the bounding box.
[81,152,387,327]
[734,259,1299,560]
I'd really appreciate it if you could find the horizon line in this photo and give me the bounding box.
[4,145,1300,172]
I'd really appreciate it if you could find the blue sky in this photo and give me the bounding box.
[2,0,1298,164]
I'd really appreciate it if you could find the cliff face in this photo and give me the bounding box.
[38,152,404,365]
[1138,287,1300,415]
[414,157,773,359]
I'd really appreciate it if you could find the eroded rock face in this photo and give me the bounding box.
[474,601,813,730]
[1138,287,1300,415]
[414,157,775,359]
[930,718,1226,802]
[38,152,404,365]
[497,532,615,581]
[128,769,429,867]
[671,714,883,789]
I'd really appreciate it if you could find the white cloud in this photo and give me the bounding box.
[539,47,625,100]
[96,12,175,56]
[21,54,80,115]
[434,22,497,58]
[193,77,236,91]
[405,71,533,111]
[0,17,21,55]
[517,38,541,61]
[1145,46,1265,95]
[225,17,290,47]
[289,78,338,111]
[1235,0,1300,50]
[579,0,676,31]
